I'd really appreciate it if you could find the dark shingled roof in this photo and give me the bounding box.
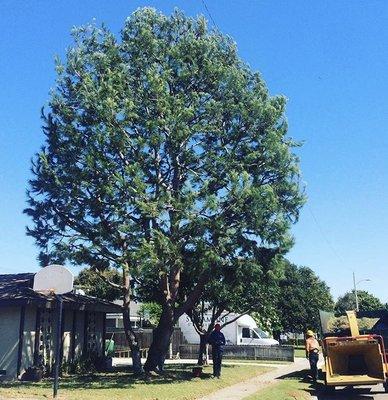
[0,273,122,313]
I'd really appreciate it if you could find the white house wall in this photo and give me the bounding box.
[74,311,85,359]
[0,306,20,380]
[21,306,37,375]
[0,305,107,379]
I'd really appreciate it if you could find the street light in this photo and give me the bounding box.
[353,272,371,312]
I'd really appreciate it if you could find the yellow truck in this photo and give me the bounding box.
[321,310,388,392]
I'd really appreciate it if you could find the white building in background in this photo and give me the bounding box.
[178,313,279,346]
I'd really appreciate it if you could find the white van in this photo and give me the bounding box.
[178,313,279,346]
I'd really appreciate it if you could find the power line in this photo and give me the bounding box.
[307,204,347,267]
[201,0,219,30]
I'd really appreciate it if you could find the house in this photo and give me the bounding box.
[0,273,121,380]
[106,300,143,331]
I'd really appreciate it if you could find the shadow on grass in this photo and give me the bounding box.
[276,369,379,399]
[1,364,240,391]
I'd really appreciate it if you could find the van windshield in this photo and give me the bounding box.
[253,328,269,338]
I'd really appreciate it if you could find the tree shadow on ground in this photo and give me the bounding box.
[277,369,381,400]
[1,364,239,391]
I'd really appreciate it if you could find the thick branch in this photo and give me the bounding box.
[94,268,125,290]
[221,310,251,329]
[175,272,210,319]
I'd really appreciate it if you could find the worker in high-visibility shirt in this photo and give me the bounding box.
[305,329,320,382]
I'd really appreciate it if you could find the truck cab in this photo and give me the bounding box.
[239,326,278,345]
[235,315,279,346]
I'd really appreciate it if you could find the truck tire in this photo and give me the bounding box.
[323,374,335,393]
[383,382,388,393]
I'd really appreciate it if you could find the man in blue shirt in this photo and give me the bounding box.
[208,323,226,378]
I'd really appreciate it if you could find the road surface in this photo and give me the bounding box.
[310,384,388,399]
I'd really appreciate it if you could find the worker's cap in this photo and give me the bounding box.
[306,330,314,337]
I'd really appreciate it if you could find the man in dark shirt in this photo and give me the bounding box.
[208,323,226,378]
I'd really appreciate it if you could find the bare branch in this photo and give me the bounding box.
[221,310,251,329]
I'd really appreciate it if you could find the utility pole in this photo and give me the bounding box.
[353,272,359,312]
[353,272,371,312]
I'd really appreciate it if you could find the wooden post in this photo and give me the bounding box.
[83,311,89,356]
[102,313,106,356]
[53,295,63,398]
[33,307,41,366]
[16,306,26,377]
[70,310,77,362]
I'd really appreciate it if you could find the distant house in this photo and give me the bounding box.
[0,273,121,380]
[106,300,142,331]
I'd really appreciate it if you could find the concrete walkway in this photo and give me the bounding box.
[112,357,290,369]
[198,357,308,400]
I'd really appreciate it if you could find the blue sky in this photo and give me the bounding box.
[0,0,387,302]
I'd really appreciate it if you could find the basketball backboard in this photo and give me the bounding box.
[33,264,74,295]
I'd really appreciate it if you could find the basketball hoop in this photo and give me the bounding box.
[33,264,74,295]
[33,265,73,398]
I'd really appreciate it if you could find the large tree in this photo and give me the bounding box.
[25,8,304,372]
[276,262,334,333]
[335,290,383,315]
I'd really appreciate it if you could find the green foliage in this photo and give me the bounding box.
[25,8,304,326]
[326,315,378,334]
[75,268,122,301]
[138,302,162,326]
[276,261,334,332]
[335,290,384,314]
[61,354,107,375]
[252,305,282,334]
[187,249,283,335]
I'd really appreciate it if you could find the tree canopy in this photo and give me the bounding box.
[24,8,305,370]
[186,248,281,331]
[276,262,334,332]
[75,267,122,302]
[335,290,384,315]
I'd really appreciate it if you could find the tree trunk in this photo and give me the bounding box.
[197,333,209,366]
[122,301,143,374]
[144,306,174,372]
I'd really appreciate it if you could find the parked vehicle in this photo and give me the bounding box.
[178,313,279,346]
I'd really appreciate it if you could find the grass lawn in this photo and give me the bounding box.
[0,363,271,400]
[246,369,316,400]
[294,346,306,358]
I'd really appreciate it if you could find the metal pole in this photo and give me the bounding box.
[353,272,359,312]
[53,295,63,398]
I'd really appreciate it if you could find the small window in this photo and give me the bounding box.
[242,327,250,338]
[255,328,269,338]
[106,319,115,328]
[252,330,259,339]
[117,319,124,328]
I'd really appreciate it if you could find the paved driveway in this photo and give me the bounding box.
[310,384,388,399]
